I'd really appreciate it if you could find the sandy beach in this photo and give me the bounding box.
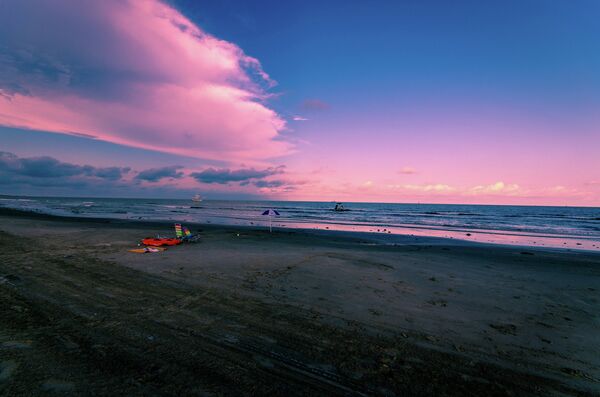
[0,208,598,396]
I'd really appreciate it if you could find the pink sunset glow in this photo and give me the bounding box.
[0,0,598,206]
[0,0,289,162]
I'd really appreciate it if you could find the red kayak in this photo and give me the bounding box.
[142,238,181,247]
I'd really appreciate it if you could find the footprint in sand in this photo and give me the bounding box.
[1,341,31,349]
[489,323,517,335]
[253,355,274,368]
[538,336,552,344]
[427,299,448,307]
[41,379,75,392]
[0,360,18,382]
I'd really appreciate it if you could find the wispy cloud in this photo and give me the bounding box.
[0,0,289,162]
[292,116,308,121]
[399,167,417,175]
[402,183,454,192]
[389,181,521,195]
[135,166,184,182]
[301,99,330,111]
[468,181,519,195]
[253,179,286,188]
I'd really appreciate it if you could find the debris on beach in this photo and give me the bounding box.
[41,379,75,393]
[489,323,517,335]
[0,274,21,285]
[128,247,165,254]
[0,360,18,382]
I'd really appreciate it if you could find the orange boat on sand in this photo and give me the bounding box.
[142,238,181,247]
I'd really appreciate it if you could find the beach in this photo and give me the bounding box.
[1,208,599,396]
[2,197,599,251]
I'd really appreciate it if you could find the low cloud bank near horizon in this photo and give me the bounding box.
[190,166,285,185]
[0,151,131,188]
[135,166,185,182]
[0,151,296,196]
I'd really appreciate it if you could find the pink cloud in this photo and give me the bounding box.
[301,99,330,111]
[0,0,289,162]
[399,166,417,175]
[401,183,454,193]
[468,181,520,195]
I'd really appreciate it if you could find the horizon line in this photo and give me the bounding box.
[1,193,597,209]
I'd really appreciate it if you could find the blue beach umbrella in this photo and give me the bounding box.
[262,209,280,232]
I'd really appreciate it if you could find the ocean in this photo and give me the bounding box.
[1,196,599,250]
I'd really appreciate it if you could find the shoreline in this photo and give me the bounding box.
[1,207,598,254]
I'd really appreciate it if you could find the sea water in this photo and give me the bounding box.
[1,196,599,250]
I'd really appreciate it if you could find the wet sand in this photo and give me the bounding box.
[1,209,599,396]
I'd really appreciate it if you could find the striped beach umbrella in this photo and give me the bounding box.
[261,209,280,232]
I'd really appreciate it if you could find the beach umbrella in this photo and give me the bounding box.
[262,209,280,232]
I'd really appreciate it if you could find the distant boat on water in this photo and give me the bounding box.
[190,194,202,208]
[333,202,350,212]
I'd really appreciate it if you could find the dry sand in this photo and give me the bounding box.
[0,209,599,396]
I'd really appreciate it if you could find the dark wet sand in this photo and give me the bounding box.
[0,209,599,396]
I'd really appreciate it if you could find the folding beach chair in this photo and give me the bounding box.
[183,226,194,239]
[174,223,200,242]
[175,223,183,239]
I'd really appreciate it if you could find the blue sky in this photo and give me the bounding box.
[0,0,598,204]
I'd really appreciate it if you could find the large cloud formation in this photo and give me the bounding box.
[0,0,289,161]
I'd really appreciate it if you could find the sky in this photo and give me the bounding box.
[0,0,599,205]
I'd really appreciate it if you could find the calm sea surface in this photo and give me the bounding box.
[1,196,599,250]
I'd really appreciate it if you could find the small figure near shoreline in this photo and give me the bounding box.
[333,202,349,212]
